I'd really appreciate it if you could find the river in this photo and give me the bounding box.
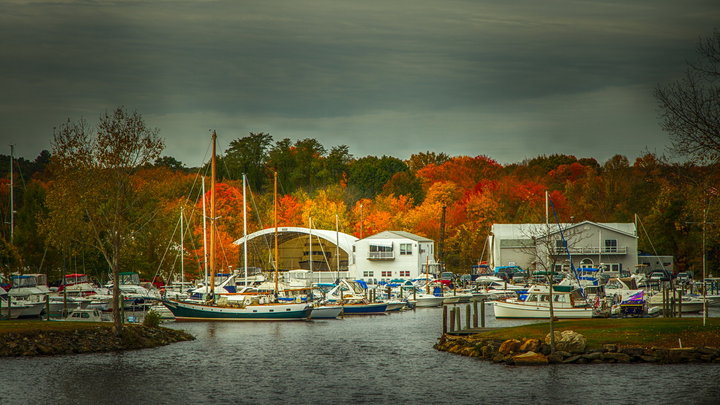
[3,305,720,404]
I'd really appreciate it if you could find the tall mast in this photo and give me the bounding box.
[309,216,313,274]
[202,177,208,288]
[180,205,184,285]
[335,214,340,282]
[9,144,14,244]
[209,131,217,300]
[243,173,248,284]
[274,171,279,294]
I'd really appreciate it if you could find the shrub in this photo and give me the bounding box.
[143,310,162,328]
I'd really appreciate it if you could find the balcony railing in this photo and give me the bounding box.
[368,252,395,260]
[551,246,627,255]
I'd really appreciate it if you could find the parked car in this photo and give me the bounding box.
[648,269,673,282]
[676,271,693,283]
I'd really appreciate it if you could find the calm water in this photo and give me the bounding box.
[3,305,720,405]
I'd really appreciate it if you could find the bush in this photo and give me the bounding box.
[143,310,162,328]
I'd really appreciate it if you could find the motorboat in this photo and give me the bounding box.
[493,284,595,319]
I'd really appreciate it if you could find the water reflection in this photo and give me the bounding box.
[3,305,720,404]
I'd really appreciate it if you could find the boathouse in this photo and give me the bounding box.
[233,227,358,283]
[489,221,639,274]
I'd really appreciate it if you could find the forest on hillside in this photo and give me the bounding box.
[1,132,718,284]
[2,30,718,285]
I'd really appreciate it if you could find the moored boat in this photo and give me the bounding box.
[310,305,344,319]
[163,299,312,321]
[493,284,594,319]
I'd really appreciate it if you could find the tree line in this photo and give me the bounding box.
[0,30,718,288]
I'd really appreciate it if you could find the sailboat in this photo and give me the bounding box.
[163,132,312,321]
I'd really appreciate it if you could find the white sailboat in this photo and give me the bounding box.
[163,132,311,321]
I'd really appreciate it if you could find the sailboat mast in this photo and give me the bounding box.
[9,144,13,244]
[243,173,248,285]
[335,214,340,282]
[181,205,184,285]
[274,171,279,294]
[209,131,217,299]
[202,177,208,288]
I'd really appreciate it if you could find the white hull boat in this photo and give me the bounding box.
[493,284,595,319]
[310,305,344,319]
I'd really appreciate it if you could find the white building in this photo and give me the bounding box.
[234,228,439,284]
[348,231,441,284]
[490,221,638,274]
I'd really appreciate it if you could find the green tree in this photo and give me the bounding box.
[43,107,164,334]
[222,132,273,191]
[348,156,408,200]
[155,155,186,171]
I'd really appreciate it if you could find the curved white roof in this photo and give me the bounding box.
[233,226,358,255]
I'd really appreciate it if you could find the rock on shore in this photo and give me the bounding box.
[434,331,720,365]
[0,325,195,357]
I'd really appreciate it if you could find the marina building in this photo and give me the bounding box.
[489,221,639,274]
[234,228,439,284]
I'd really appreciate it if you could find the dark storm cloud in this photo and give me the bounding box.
[1,0,718,165]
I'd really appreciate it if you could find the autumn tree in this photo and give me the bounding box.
[656,30,720,163]
[43,107,164,334]
[407,151,450,172]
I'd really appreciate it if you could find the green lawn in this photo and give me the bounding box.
[0,319,112,333]
[473,318,720,348]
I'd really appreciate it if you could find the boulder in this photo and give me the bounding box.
[602,352,632,363]
[519,338,542,353]
[620,347,645,358]
[545,330,586,354]
[512,351,549,366]
[602,344,617,353]
[498,339,522,354]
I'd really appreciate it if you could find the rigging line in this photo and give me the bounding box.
[215,223,233,273]
[150,210,182,283]
[547,198,586,299]
[636,214,668,272]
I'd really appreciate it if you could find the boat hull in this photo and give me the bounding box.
[493,301,594,319]
[163,300,312,321]
[310,305,344,319]
[341,302,388,314]
[413,296,445,307]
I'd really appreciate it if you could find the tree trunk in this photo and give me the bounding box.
[112,233,123,336]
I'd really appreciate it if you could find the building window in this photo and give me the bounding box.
[606,263,621,272]
[399,271,410,277]
[555,239,567,249]
[604,239,618,252]
[400,243,412,255]
[363,271,374,277]
[381,271,392,277]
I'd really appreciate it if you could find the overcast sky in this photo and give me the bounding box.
[1,0,718,167]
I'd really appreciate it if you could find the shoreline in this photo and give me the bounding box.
[434,317,720,365]
[434,334,720,365]
[0,322,194,357]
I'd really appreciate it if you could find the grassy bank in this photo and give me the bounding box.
[0,320,195,357]
[473,317,720,348]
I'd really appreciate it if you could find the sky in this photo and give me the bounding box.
[1,0,718,167]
